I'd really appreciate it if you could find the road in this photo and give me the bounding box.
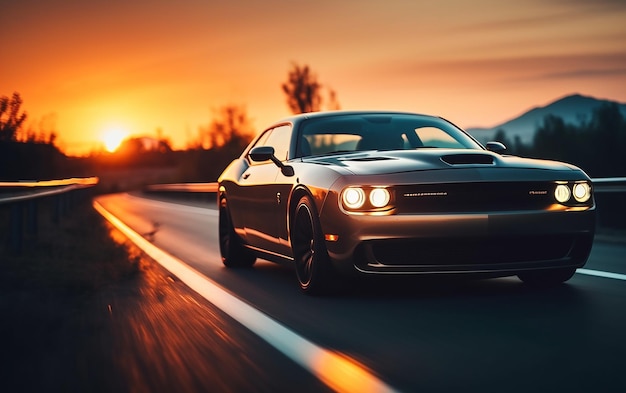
[94,192,626,393]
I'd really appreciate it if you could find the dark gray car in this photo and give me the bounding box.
[218,111,596,294]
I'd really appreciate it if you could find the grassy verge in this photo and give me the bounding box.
[1,203,140,292]
[0,201,142,392]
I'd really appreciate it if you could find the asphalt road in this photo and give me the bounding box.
[94,192,626,393]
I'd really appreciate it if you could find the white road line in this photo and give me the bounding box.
[577,268,626,281]
[93,200,399,393]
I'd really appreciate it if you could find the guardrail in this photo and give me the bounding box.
[1,177,99,254]
[145,182,218,193]
[592,177,626,193]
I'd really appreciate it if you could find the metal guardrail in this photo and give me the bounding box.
[592,177,626,193]
[144,182,218,193]
[0,177,99,254]
[0,177,99,205]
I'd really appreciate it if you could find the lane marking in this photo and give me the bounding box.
[93,200,399,393]
[577,268,626,281]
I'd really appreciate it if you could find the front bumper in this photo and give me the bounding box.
[320,206,596,276]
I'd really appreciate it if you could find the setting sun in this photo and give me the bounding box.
[102,129,127,153]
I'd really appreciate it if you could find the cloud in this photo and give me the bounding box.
[549,0,626,11]
[445,0,626,38]
[536,68,626,80]
[365,51,626,90]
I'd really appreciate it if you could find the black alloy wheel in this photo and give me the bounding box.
[219,196,255,268]
[292,195,334,295]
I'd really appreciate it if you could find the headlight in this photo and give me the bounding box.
[554,184,571,203]
[370,188,391,208]
[573,182,592,203]
[553,181,592,206]
[342,187,366,209]
[341,186,394,213]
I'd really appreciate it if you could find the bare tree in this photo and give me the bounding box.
[0,92,28,141]
[21,113,57,144]
[282,63,341,114]
[327,88,341,111]
[194,105,254,150]
[282,63,323,114]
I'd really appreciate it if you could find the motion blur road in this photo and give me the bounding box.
[95,192,626,393]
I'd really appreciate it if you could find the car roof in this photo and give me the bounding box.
[273,110,443,126]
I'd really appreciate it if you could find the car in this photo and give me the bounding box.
[217,111,596,294]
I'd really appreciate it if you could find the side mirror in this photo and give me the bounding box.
[249,146,275,162]
[248,146,295,177]
[485,141,506,154]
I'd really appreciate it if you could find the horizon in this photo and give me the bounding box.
[2,0,626,156]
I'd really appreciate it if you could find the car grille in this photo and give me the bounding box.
[395,182,555,213]
[364,235,577,267]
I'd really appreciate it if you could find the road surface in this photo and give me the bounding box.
[94,192,626,393]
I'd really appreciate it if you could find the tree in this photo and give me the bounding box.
[282,63,323,114]
[585,103,626,176]
[182,105,255,181]
[194,105,254,151]
[327,88,341,111]
[525,104,626,177]
[0,92,28,141]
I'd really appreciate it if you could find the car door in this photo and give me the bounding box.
[239,125,293,254]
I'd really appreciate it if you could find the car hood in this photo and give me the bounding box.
[302,149,578,175]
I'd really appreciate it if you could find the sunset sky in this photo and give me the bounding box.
[2,0,625,156]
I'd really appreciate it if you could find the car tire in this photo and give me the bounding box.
[518,267,577,287]
[292,195,335,295]
[219,196,256,268]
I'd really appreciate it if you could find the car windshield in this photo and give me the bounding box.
[297,113,482,157]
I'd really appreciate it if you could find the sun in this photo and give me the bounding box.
[102,129,127,153]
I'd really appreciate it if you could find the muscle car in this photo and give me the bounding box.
[217,111,595,294]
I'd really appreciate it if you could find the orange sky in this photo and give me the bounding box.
[2,0,626,156]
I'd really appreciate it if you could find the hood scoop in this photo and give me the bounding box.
[441,154,494,165]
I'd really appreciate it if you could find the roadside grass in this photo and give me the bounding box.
[0,200,142,392]
[0,202,140,294]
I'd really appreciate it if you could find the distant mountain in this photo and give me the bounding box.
[466,94,626,146]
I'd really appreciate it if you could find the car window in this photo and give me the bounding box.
[252,130,271,149]
[303,133,362,156]
[299,114,480,156]
[414,126,466,149]
[250,124,292,163]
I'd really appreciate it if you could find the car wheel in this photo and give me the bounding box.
[292,195,334,295]
[219,196,255,268]
[518,267,576,287]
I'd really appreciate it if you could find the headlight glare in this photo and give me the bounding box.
[554,184,571,203]
[342,187,366,209]
[341,186,394,212]
[573,182,591,202]
[370,188,391,208]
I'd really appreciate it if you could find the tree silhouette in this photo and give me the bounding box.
[327,88,341,111]
[527,104,626,177]
[0,92,27,141]
[194,105,254,151]
[585,103,626,177]
[181,105,255,181]
[282,63,323,114]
